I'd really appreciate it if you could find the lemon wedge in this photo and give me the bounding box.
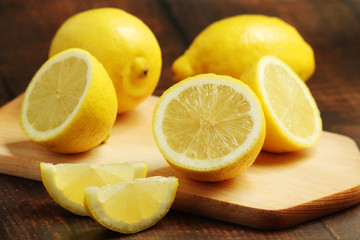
[83,176,178,234]
[152,74,265,182]
[240,55,322,152]
[20,48,118,153]
[40,161,147,216]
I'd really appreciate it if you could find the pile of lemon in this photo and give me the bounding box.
[20,8,322,234]
[154,14,322,182]
[21,8,171,234]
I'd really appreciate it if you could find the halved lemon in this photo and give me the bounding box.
[152,74,265,182]
[20,48,117,154]
[83,176,178,234]
[40,161,147,216]
[240,55,322,152]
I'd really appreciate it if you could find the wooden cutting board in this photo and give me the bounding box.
[0,95,359,229]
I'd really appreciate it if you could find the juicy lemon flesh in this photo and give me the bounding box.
[239,55,322,152]
[84,176,178,234]
[41,162,147,216]
[100,180,168,223]
[21,48,118,154]
[153,74,266,181]
[163,84,253,160]
[264,63,315,139]
[56,164,134,204]
[27,57,87,131]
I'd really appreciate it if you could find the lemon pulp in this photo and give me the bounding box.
[84,176,178,234]
[27,57,88,133]
[240,55,322,152]
[263,63,316,139]
[163,84,253,160]
[41,162,147,216]
[20,48,118,153]
[153,74,265,181]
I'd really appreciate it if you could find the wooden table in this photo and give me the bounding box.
[1,0,359,239]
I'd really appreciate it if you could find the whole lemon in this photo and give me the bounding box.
[49,8,162,113]
[173,15,315,82]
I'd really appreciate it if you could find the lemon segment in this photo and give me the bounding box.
[20,48,118,154]
[40,161,148,216]
[49,8,162,113]
[173,14,314,82]
[240,55,322,152]
[153,74,265,182]
[83,176,178,234]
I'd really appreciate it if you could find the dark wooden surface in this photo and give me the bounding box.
[1,0,359,239]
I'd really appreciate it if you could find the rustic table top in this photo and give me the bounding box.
[1,0,359,239]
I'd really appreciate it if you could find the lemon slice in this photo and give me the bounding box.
[83,176,178,234]
[40,161,148,216]
[152,74,265,182]
[20,48,117,154]
[240,55,322,152]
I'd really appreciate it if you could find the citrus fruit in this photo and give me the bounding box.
[152,74,265,182]
[173,14,314,82]
[40,161,148,216]
[49,8,162,113]
[239,55,322,152]
[83,176,178,234]
[20,48,117,154]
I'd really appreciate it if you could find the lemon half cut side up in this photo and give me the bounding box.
[153,74,266,182]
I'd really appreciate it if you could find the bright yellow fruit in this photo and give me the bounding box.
[240,55,322,152]
[40,161,148,216]
[83,176,178,234]
[153,74,265,182]
[49,8,162,113]
[173,14,314,82]
[20,48,117,153]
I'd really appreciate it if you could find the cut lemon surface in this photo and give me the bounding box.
[83,176,178,234]
[20,48,117,154]
[40,161,147,216]
[240,55,322,152]
[152,74,265,182]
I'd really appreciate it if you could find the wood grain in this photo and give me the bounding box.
[1,94,359,230]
